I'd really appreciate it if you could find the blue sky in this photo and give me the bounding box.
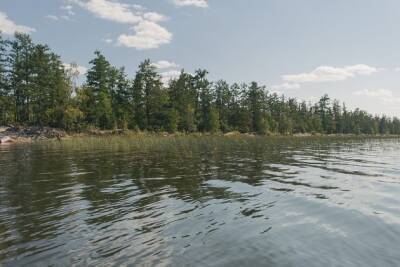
[1,0,400,116]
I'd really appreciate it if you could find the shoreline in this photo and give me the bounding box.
[1,126,400,145]
[0,126,66,145]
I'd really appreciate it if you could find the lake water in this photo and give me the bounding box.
[1,137,400,266]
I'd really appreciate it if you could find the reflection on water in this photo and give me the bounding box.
[1,137,400,266]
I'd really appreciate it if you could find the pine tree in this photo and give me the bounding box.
[110,67,131,129]
[85,51,114,129]
[195,69,218,132]
[167,71,197,132]
[0,33,10,124]
[132,59,167,131]
[214,80,232,132]
[1,33,399,136]
[9,33,35,123]
[247,82,268,134]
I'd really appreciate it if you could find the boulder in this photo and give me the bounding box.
[0,136,13,144]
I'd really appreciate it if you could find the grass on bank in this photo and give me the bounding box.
[32,131,400,154]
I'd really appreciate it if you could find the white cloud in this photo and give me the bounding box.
[271,82,301,91]
[173,0,208,8]
[160,70,181,85]
[395,67,400,72]
[0,11,35,35]
[117,21,172,50]
[70,0,142,24]
[45,14,72,21]
[353,89,400,104]
[354,89,393,98]
[70,0,167,23]
[70,0,171,49]
[45,15,59,21]
[103,38,113,43]
[67,10,76,16]
[382,97,400,104]
[63,63,88,76]
[152,60,179,69]
[143,12,168,23]
[60,15,72,21]
[282,64,379,83]
[132,4,145,11]
[61,5,74,11]
[301,96,319,103]
[152,60,182,85]
[61,5,75,15]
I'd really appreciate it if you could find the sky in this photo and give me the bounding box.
[1,0,400,116]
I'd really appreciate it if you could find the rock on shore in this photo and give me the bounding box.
[0,126,67,144]
[0,135,13,144]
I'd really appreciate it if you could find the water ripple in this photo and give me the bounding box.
[1,138,400,266]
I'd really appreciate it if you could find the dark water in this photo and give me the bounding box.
[1,137,400,266]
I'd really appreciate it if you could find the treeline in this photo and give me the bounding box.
[1,33,400,135]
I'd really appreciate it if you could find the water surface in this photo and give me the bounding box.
[1,137,400,266]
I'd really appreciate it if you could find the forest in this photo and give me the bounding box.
[1,33,400,135]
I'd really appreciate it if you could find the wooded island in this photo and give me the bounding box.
[1,33,399,135]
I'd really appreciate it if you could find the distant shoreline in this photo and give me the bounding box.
[1,126,400,145]
[2,34,400,140]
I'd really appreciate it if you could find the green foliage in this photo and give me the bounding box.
[0,32,399,135]
[85,51,115,129]
[168,71,197,132]
[62,106,84,131]
[165,108,179,133]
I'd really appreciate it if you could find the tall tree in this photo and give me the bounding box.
[85,51,114,129]
[167,71,197,132]
[132,59,167,131]
[1,33,399,136]
[214,80,233,132]
[110,67,131,129]
[247,82,268,134]
[194,69,220,132]
[0,33,10,124]
[9,33,35,123]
